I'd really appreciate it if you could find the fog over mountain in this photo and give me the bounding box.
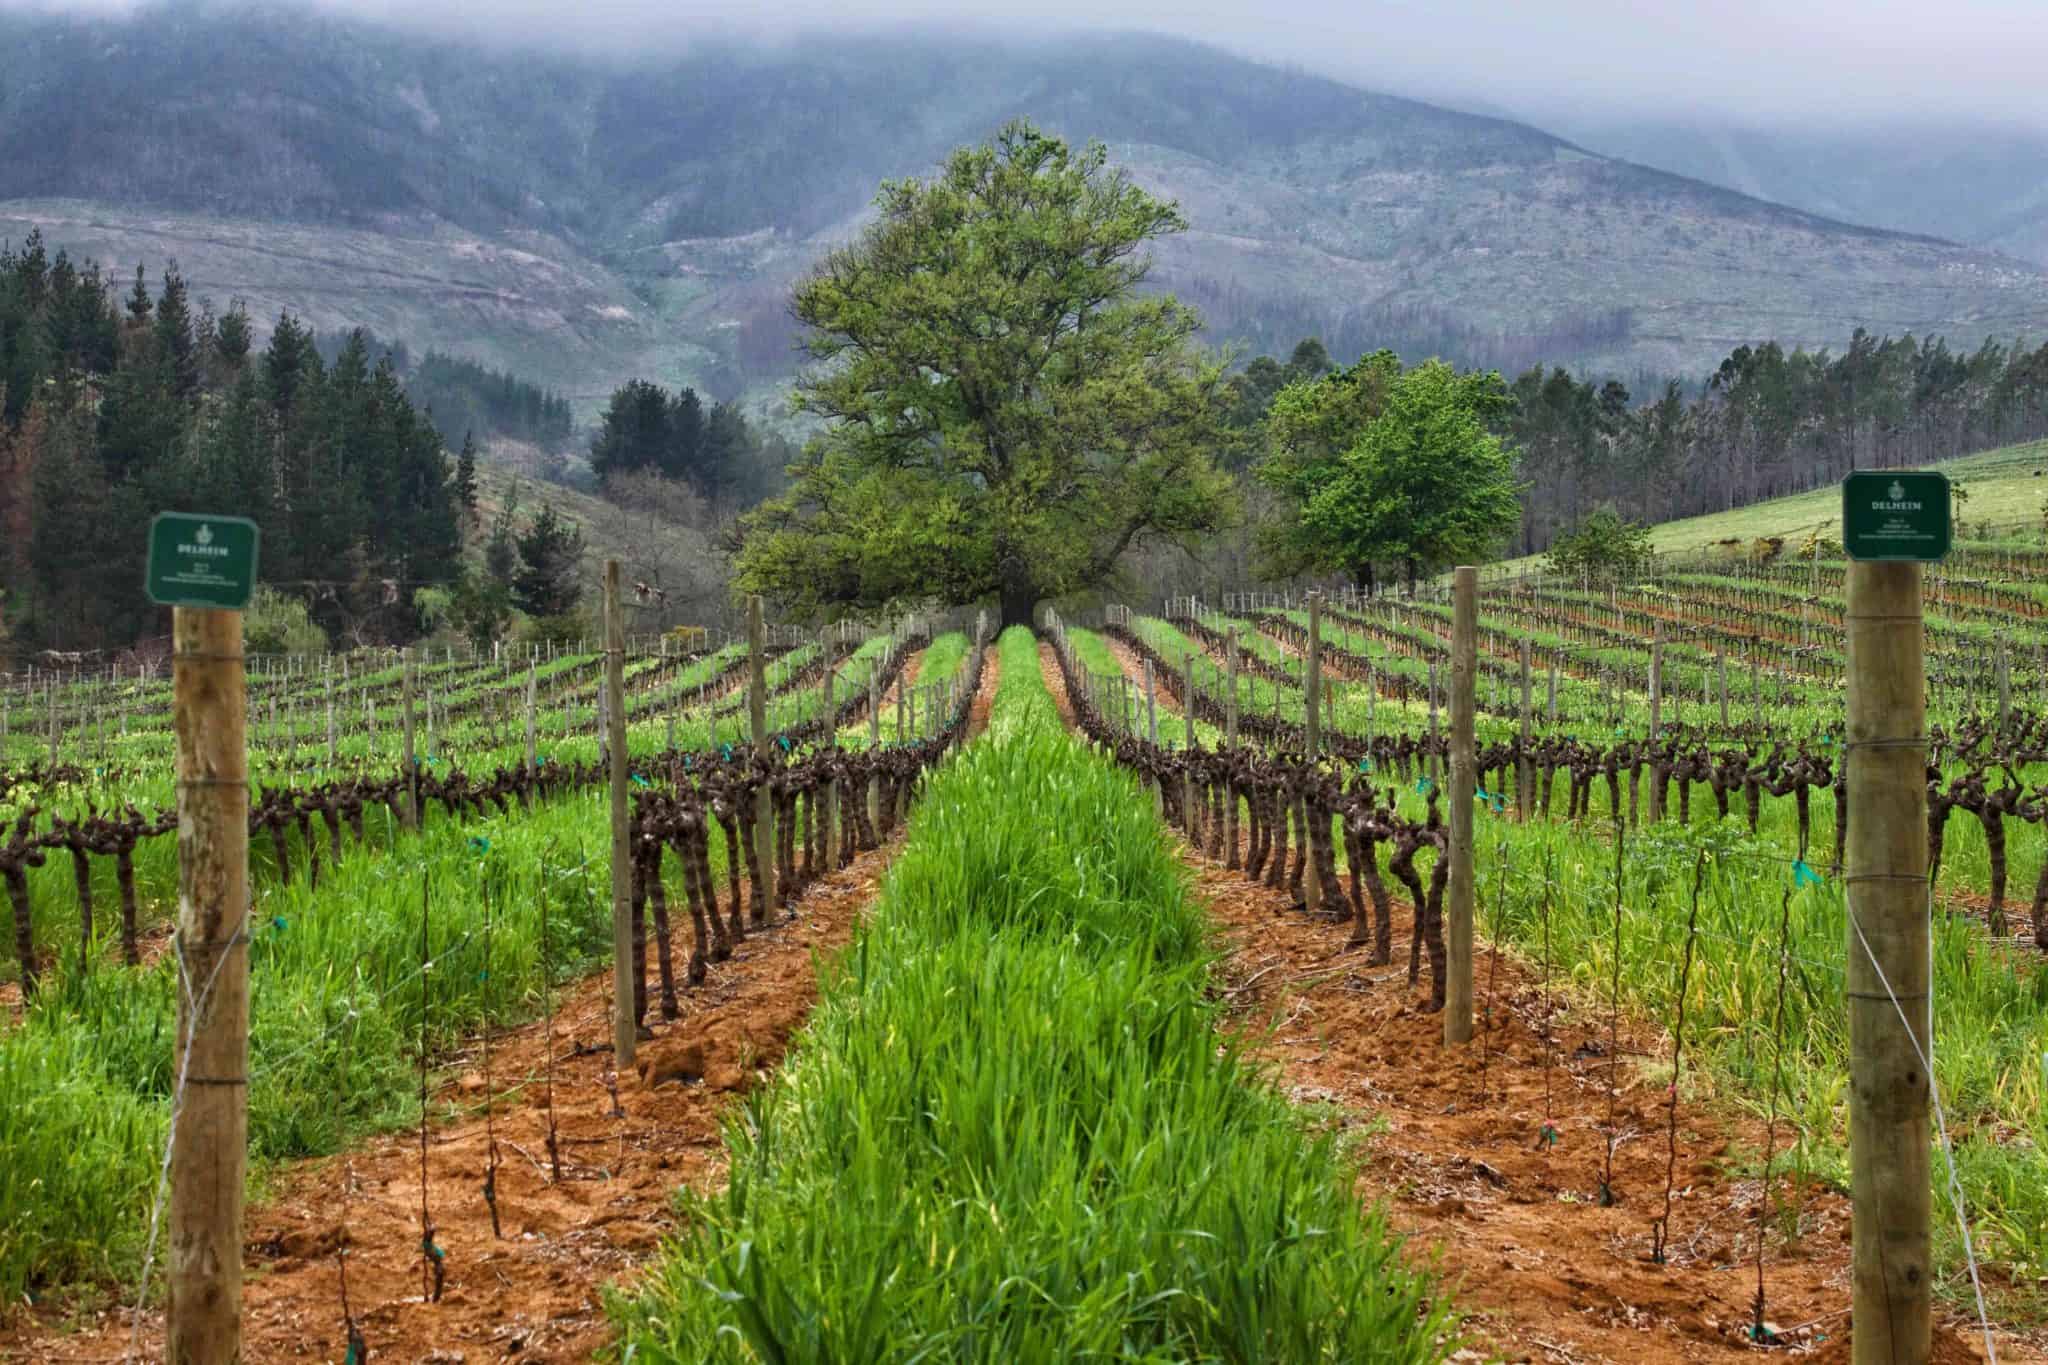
[8,0,2046,128]
[3,0,2046,411]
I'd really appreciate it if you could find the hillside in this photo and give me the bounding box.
[5,5,2048,404]
[1488,438,2048,576]
[1547,115,2048,270]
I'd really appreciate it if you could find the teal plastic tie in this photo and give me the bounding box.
[468,836,491,853]
[1792,858,1823,888]
[271,916,288,932]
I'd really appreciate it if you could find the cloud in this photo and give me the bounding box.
[5,0,2045,129]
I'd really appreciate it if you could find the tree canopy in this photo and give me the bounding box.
[1257,352,1521,592]
[733,120,1233,627]
[0,235,468,648]
[1544,504,1654,584]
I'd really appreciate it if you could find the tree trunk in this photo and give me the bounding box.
[998,557,1038,631]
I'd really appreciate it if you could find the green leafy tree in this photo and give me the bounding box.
[1543,505,1653,584]
[513,501,584,617]
[734,120,1233,627]
[447,572,513,650]
[1259,354,1521,592]
[243,585,329,655]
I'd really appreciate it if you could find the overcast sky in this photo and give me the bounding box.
[9,0,2048,130]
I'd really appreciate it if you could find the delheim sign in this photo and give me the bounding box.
[1840,471,1952,563]
[145,513,261,609]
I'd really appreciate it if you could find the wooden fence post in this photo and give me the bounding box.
[1845,559,1931,1364]
[604,561,635,1066]
[1225,627,1240,748]
[400,648,418,830]
[1647,623,1664,822]
[1303,590,1323,913]
[748,596,777,924]
[167,605,250,1364]
[1518,637,1532,820]
[1717,645,1729,729]
[1446,567,1477,1045]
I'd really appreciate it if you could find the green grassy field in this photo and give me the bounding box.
[1497,439,2048,572]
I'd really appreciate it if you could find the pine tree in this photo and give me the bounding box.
[512,502,584,617]
[455,430,480,513]
[154,264,199,400]
[483,482,520,588]
[124,264,152,326]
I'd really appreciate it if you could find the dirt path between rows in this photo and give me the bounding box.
[1039,641,1077,727]
[1028,628,2023,1361]
[4,839,904,1365]
[873,647,925,725]
[965,645,1000,738]
[1102,635,1185,712]
[1187,849,2030,1363]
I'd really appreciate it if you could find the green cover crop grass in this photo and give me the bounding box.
[615,628,1451,1362]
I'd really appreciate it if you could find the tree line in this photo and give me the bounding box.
[1503,331,2048,555]
[0,231,587,652]
[727,121,2048,623]
[312,329,575,454]
[587,377,791,512]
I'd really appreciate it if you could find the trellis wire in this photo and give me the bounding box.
[418,871,445,1303]
[1651,848,1706,1264]
[1844,895,1998,1364]
[124,901,252,1365]
[1751,870,1799,1342]
[1601,815,1624,1208]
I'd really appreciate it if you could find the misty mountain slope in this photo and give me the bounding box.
[4,4,2046,403]
[1548,116,2048,270]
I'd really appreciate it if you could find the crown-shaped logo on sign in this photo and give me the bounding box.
[195,523,213,546]
[1888,481,1905,501]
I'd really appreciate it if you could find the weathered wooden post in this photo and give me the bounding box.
[524,661,538,775]
[1303,590,1323,913]
[1225,627,1240,747]
[1844,565,1933,1358]
[822,642,839,866]
[167,603,251,1365]
[1717,644,1729,729]
[1840,472,1942,1365]
[604,562,635,1066]
[1517,637,1533,820]
[400,648,419,830]
[1446,566,1477,1045]
[1990,642,2007,732]
[1647,623,1664,822]
[1427,658,1440,782]
[867,659,882,829]
[1144,658,1159,746]
[141,510,259,1365]
[748,596,777,924]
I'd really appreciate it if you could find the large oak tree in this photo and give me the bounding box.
[734,121,1232,627]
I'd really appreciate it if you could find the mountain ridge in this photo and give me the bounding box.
[4,3,2045,407]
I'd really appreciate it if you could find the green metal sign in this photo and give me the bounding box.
[145,513,261,609]
[1841,471,1951,562]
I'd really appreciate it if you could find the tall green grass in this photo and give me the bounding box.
[1470,809,2048,1320]
[0,792,623,1301]
[614,628,1452,1362]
